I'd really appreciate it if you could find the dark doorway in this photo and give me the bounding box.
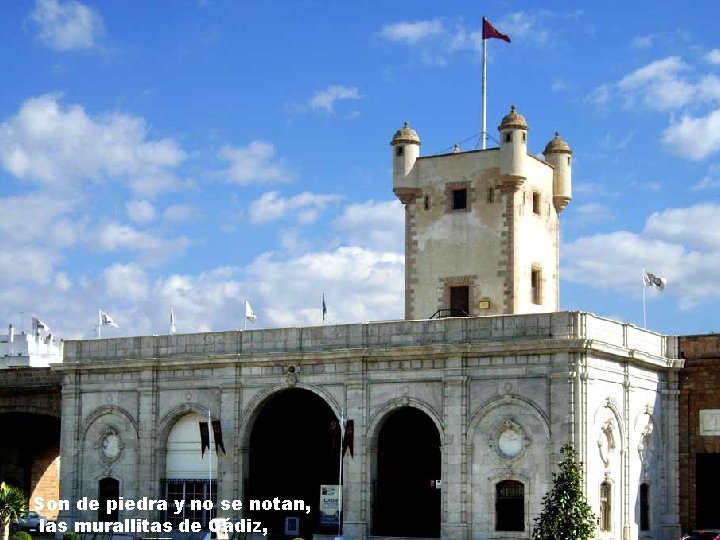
[0,413,60,519]
[98,478,120,521]
[450,286,469,316]
[373,407,441,537]
[496,480,524,531]
[247,389,339,538]
[696,454,720,527]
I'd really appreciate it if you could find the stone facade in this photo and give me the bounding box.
[55,312,681,540]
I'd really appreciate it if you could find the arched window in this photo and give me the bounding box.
[496,480,524,531]
[600,481,612,531]
[640,483,650,531]
[163,413,217,528]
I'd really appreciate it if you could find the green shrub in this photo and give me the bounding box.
[13,531,32,540]
[63,532,78,540]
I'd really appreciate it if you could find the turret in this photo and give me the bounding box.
[498,105,528,191]
[543,132,572,213]
[391,122,421,200]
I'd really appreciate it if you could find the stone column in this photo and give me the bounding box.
[342,377,367,539]
[136,367,158,518]
[218,366,240,517]
[57,368,81,533]
[441,362,468,539]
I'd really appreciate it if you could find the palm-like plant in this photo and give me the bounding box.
[0,482,27,540]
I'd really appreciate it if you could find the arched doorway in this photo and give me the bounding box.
[247,388,340,538]
[0,413,60,520]
[373,407,441,537]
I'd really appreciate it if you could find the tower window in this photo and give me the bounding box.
[424,195,430,210]
[532,191,541,215]
[505,133,512,143]
[487,187,495,203]
[640,483,649,531]
[522,132,526,142]
[600,481,612,532]
[496,480,524,531]
[452,188,467,210]
[531,267,542,305]
[396,146,404,156]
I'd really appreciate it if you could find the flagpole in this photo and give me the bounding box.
[337,408,344,540]
[642,268,647,328]
[481,19,488,150]
[97,310,101,339]
[208,409,212,525]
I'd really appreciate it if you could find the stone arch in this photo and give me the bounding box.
[0,401,60,418]
[156,402,217,449]
[80,405,138,443]
[370,402,443,537]
[238,383,341,449]
[367,397,444,447]
[466,394,550,447]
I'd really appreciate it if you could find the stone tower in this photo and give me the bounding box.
[392,106,572,320]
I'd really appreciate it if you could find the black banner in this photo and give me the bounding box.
[212,419,226,454]
[199,421,210,456]
[342,419,354,458]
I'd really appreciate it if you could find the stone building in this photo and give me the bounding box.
[52,109,683,540]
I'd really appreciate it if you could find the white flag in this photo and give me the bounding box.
[643,270,666,290]
[100,310,119,327]
[245,300,257,322]
[170,308,176,334]
[32,316,49,332]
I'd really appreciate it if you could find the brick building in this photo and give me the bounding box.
[678,334,720,532]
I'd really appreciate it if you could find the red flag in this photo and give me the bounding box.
[482,17,511,43]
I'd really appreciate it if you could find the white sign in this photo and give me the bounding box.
[700,409,720,436]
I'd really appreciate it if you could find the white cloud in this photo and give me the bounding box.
[308,85,363,114]
[126,200,156,224]
[630,34,656,50]
[0,191,82,248]
[91,222,191,265]
[0,94,186,195]
[563,202,720,308]
[246,247,404,326]
[380,20,444,44]
[706,49,720,65]
[333,200,404,252]
[662,109,720,160]
[219,141,292,184]
[163,204,196,222]
[569,202,613,224]
[0,249,56,284]
[30,0,103,51]
[102,263,149,301]
[590,56,720,112]
[55,272,72,291]
[498,12,549,45]
[692,165,720,190]
[248,191,341,224]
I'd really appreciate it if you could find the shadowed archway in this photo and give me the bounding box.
[373,406,441,538]
[246,388,340,538]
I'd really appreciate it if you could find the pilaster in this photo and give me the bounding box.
[441,367,468,540]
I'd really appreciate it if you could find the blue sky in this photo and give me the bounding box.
[1,0,719,339]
